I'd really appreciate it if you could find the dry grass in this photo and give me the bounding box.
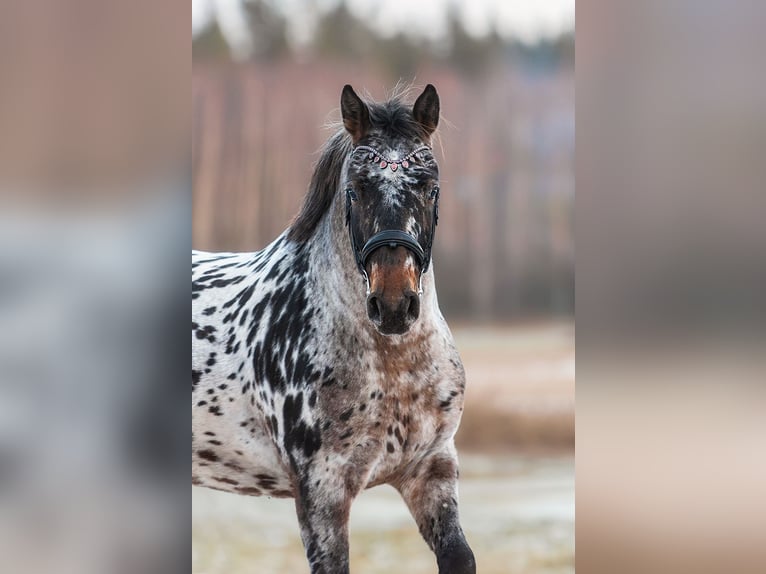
[454,322,575,452]
[193,455,574,574]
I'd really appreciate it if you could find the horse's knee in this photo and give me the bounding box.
[437,540,476,574]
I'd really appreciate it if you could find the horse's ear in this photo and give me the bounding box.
[341,85,370,143]
[413,84,440,138]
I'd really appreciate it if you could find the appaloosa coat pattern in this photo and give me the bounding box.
[192,85,476,574]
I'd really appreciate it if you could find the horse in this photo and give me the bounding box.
[192,84,475,574]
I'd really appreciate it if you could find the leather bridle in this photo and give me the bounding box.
[344,145,440,296]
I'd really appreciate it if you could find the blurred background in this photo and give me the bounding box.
[192,1,574,573]
[2,1,765,573]
[0,2,188,574]
[577,2,766,573]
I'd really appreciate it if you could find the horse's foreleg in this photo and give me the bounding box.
[293,476,353,574]
[396,447,476,574]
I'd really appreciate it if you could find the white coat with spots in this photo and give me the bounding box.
[192,85,475,574]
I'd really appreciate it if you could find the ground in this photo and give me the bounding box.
[192,321,575,574]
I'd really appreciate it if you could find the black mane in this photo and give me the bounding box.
[287,96,426,243]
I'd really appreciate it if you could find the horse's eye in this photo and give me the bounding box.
[430,186,440,200]
[347,189,358,202]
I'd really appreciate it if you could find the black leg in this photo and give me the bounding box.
[396,447,476,574]
[294,490,350,574]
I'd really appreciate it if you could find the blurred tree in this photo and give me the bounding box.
[313,2,371,61]
[444,8,504,77]
[192,0,574,77]
[244,0,289,60]
[373,33,429,81]
[193,19,231,61]
[509,30,575,73]
[553,30,575,67]
[312,3,428,80]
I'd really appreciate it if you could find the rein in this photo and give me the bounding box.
[345,145,440,295]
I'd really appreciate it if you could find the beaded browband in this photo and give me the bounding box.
[354,145,431,172]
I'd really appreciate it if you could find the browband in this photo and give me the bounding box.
[354,145,431,172]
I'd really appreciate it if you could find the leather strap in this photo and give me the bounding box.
[361,230,425,268]
[346,187,439,286]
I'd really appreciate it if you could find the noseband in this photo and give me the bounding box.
[345,145,440,296]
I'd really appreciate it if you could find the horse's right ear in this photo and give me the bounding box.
[341,85,370,143]
[413,84,440,139]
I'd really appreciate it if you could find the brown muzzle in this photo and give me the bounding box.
[365,246,420,335]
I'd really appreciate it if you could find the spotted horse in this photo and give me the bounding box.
[192,85,475,574]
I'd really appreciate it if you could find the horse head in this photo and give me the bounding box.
[341,84,441,335]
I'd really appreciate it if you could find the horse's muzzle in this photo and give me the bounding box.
[367,288,420,335]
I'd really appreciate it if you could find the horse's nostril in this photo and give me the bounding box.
[405,292,420,321]
[367,295,382,324]
[367,291,418,331]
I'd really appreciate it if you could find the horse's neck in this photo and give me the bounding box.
[308,192,367,313]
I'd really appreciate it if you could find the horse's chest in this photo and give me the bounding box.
[354,361,465,486]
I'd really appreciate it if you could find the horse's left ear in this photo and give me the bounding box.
[413,84,440,138]
[341,85,370,143]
